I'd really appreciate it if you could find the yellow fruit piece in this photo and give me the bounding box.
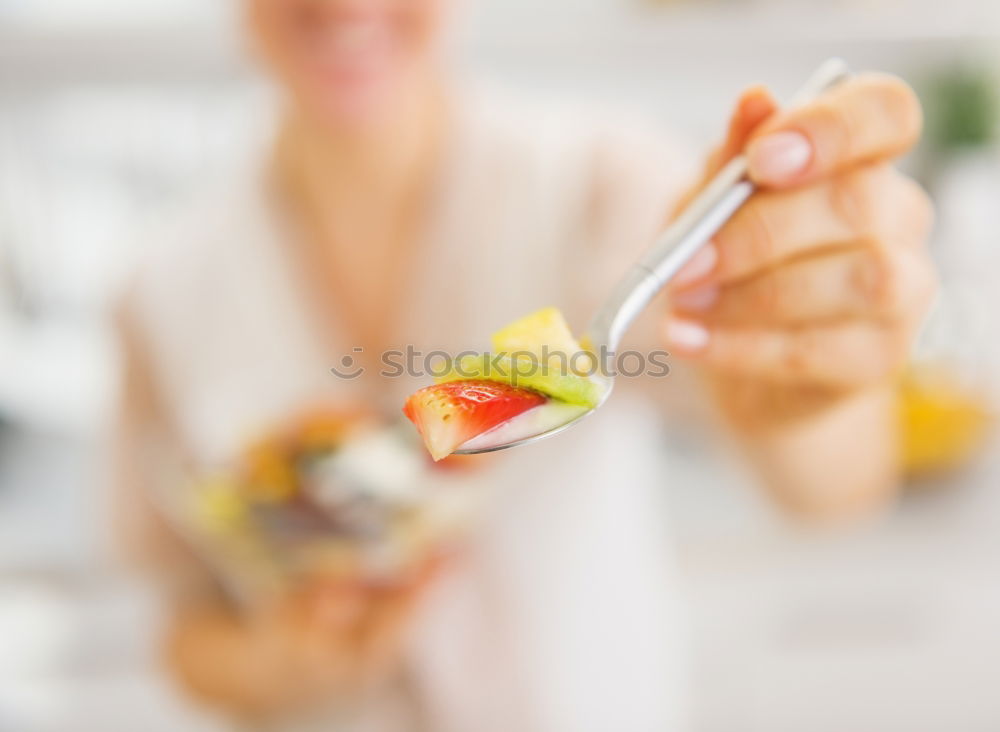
[898,363,992,478]
[491,307,587,371]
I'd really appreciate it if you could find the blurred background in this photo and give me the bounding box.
[2,0,1000,730]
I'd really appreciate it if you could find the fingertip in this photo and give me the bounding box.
[724,87,780,156]
[737,85,780,125]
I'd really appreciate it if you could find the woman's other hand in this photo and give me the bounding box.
[164,557,441,721]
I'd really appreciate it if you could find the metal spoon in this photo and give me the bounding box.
[455,58,853,455]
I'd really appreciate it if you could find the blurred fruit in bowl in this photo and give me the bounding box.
[177,405,461,602]
[242,437,299,503]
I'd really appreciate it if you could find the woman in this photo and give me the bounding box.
[115,0,935,729]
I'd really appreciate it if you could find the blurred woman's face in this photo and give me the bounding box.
[247,0,447,128]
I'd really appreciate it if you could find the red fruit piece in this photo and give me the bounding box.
[403,380,546,461]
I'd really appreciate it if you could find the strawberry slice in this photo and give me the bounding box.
[403,380,546,461]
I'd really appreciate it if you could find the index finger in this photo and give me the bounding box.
[746,72,922,188]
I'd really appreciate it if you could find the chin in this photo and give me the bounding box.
[311,82,399,129]
[296,55,417,129]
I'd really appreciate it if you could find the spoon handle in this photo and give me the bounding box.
[586,58,853,354]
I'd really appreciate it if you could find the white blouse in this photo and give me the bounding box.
[127,87,697,732]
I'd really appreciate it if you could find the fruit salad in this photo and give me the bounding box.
[403,308,604,460]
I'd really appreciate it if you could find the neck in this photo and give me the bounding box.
[273,79,446,214]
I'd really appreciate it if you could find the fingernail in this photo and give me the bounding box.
[665,319,710,353]
[747,131,812,184]
[672,284,719,311]
[673,243,718,287]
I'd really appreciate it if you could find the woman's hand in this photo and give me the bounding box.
[665,74,936,426]
[165,558,441,720]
